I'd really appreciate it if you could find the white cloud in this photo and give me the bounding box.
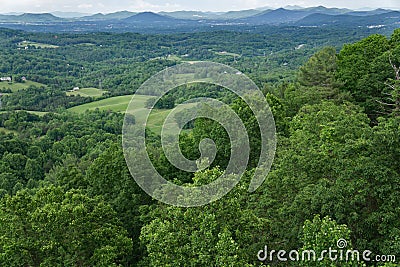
[127,0,181,12]
[78,3,93,9]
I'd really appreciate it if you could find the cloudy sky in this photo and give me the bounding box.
[2,0,400,14]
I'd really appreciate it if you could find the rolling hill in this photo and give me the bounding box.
[301,6,350,15]
[240,8,311,25]
[81,11,136,21]
[160,9,263,20]
[0,6,398,30]
[221,9,264,19]
[19,13,64,22]
[159,11,216,20]
[67,94,197,134]
[296,11,400,27]
[345,9,394,16]
[123,12,179,24]
[0,13,65,22]
[51,11,91,18]
[239,6,368,25]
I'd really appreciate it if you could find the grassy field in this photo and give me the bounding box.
[66,88,106,98]
[146,109,177,134]
[18,41,59,49]
[214,51,241,57]
[167,55,182,61]
[0,110,49,116]
[68,95,141,113]
[0,80,46,92]
[68,94,197,134]
[74,43,96,46]
[22,111,49,116]
[150,54,182,62]
[147,103,198,134]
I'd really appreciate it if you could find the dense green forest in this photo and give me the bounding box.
[0,25,399,266]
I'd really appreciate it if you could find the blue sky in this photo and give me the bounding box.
[3,0,400,13]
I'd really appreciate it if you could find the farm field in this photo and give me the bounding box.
[0,110,48,116]
[68,95,158,130]
[66,88,106,98]
[67,95,142,113]
[68,94,197,134]
[18,41,59,49]
[214,51,241,57]
[0,81,46,92]
[21,110,49,116]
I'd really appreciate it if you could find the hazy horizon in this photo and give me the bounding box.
[1,0,400,14]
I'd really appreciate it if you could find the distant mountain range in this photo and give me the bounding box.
[239,8,313,24]
[296,11,400,27]
[0,6,399,31]
[81,11,137,21]
[158,9,263,20]
[0,13,65,23]
[123,12,178,23]
[51,11,91,18]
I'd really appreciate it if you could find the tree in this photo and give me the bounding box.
[377,56,400,116]
[24,158,43,181]
[298,47,338,88]
[337,34,390,94]
[285,47,350,115]
[0,186,132,266]
[0,173,18,196]
[259,101,400,255]
[86,144,152,263]
[300,215,355,266]
[336,34,392,118]
[45,155,87,190]
[2,152,27,180]
[139,168,269,266]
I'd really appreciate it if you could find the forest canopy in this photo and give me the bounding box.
[0,27,399,266]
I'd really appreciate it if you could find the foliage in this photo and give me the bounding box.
[139,168,268,266]
[300,215,355,266]
[0,27,399,266]
[0,186,133,266]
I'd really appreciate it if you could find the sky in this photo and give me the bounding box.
[2,0,400,14]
